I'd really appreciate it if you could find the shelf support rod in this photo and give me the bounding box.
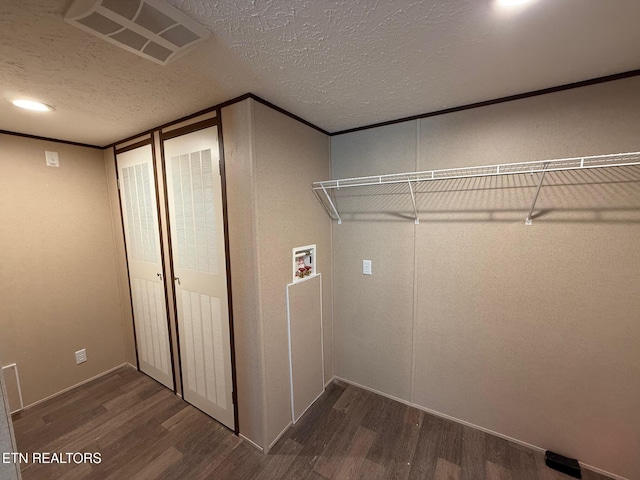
[321,184,342,225]
[525,162,549,225]
[407,178,419,224]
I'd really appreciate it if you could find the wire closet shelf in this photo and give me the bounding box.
[312,151,640,225]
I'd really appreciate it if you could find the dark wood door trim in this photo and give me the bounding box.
[216,108,240,435]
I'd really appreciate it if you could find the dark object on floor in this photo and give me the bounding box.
[545,450,582,478]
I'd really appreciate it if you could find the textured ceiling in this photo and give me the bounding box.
[1,0,640,146]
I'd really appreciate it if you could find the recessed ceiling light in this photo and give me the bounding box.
[496,0,534,6]
[12,99,54,112]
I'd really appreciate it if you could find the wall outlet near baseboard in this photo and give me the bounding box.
[75,349,87,364]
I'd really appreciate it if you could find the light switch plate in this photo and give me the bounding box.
[45,151,59,167]
[363,260,372,275]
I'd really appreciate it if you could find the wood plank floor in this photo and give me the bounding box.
[11,366,613,480]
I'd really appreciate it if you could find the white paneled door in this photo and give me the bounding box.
[116,144,174,390]
[163,126,235,430]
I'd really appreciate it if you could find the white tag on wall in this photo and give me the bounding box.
[45,151,59,167]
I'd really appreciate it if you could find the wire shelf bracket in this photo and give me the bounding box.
[525,162,549,225]
[320,183,341,225]
[407,176,419,225]
[313,151,640,225]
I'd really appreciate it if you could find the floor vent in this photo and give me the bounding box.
[65,0,211,65]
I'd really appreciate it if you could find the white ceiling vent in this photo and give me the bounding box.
[65,0,211,65]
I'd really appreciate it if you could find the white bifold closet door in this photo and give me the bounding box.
[163,126,235,430]
[116,145,174,390]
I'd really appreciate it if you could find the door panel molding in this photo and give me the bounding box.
[216,113,240,433]
[162,125,236,431]
[116,144,175,390]
[161,117,218,142]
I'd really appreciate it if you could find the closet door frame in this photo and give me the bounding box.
[114,137,177,393]
[159,114,239,434]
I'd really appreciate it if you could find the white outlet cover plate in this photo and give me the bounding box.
[45,151,59,167]
[75,349,87,364]
[363,260,372,275]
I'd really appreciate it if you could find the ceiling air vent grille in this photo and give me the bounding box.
[65,0,210,65]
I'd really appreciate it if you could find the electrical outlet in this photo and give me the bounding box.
[45,151,59,167]
[363,259,372,275]
[75,349,87,365]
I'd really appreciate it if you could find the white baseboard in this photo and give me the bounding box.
[239,434,264,453]
[293,388,325,425]
[578,462,629,480]
[18,363,131,412]
[332,376,629,480]
[324,375,335,388]
[262,376,334,454]
[268,421,293,452]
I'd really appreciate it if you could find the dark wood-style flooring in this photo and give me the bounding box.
[11,366,612,480]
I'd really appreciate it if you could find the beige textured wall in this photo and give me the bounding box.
[330,77,640,480]
[0,134,127,406]
[221,100,266,448]
[331,122,417,400]
[221,99,333,449]
[252,101,333,448]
